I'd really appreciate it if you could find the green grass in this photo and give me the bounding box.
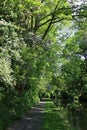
[42,101,75,130]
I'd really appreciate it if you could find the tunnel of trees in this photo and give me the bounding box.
[0,0,87,129]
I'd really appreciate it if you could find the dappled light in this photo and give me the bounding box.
[0,0,87,129]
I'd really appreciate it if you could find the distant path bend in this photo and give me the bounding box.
[7,101,45,130]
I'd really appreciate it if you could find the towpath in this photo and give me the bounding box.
[7,101,45,130]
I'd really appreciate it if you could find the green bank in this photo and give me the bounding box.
[42,101,74,130]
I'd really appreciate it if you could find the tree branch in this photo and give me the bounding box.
[42,0,60,39]
[52,18,65,24]
[39,18,52,27]
[40,5,86,22]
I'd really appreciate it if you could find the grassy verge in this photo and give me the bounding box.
[42,101,74,130]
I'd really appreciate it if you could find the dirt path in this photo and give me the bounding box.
[7,101,45,130]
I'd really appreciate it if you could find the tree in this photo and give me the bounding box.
[0,0,87,129]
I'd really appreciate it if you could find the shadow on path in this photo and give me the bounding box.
[7,101,45,130]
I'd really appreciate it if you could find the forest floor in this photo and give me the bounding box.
[7,101,45,130]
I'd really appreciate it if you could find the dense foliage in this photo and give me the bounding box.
[0,0,87,129]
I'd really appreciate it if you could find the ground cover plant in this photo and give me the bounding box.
[42,101,75,130]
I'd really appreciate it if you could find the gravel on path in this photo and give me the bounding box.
[7,101,45,130]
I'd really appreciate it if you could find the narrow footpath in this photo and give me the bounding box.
[7,101,45,130]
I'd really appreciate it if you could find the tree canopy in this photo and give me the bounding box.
[0,0,87,129]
